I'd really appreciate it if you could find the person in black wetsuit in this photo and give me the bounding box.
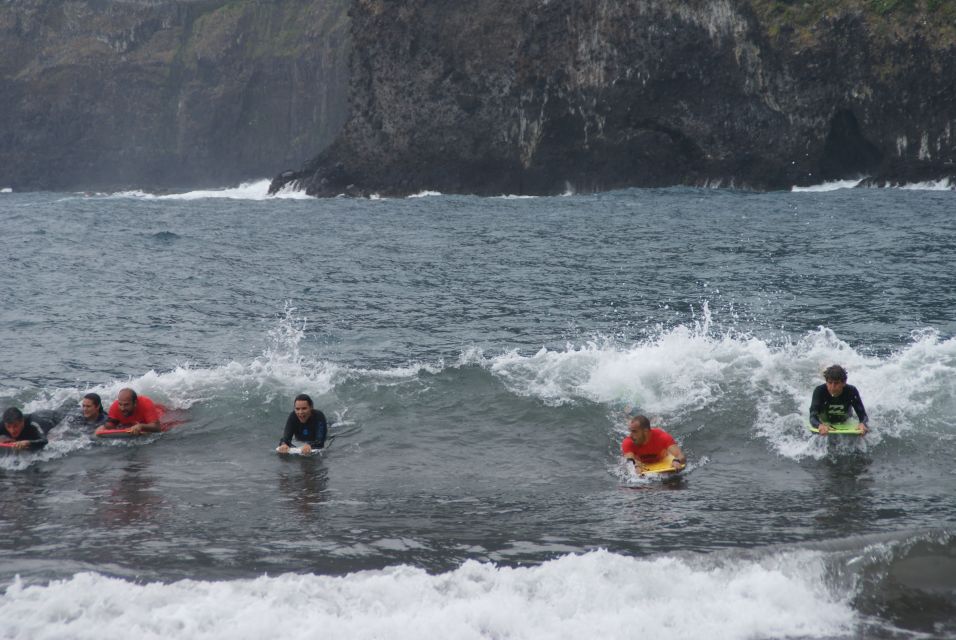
[809,364,869,435]
[277,393,328,454]
[0,407,59,451]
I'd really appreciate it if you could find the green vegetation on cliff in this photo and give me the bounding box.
[749,0,956,47]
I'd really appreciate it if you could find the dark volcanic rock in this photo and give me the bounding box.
[1,0,349,191]
[273,0,956,196]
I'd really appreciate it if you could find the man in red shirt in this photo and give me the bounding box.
[621,414,686,471]
[97,388,163,436]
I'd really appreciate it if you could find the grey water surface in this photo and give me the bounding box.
[1,187,954,637]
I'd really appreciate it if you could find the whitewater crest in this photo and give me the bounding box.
[5,303,954,468]
[0,547,862,640]
[96,180,311,201]
[459,313,955,460]
[791,177,954,192]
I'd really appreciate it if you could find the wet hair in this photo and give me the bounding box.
[823,365,848,382]
[2,407,24,425]
[294,393,314,408]
[629,414,651,430]
[83,393,103,410]
[119,388,138,402]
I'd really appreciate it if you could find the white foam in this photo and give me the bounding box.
[791,177,954,192]
[752,327,956,459]
[0,305,439,425]
[470,304,768,415]
[0,549,855,640]
[898,178,953,190]
[102,179,311,201]
[791,179,865,192]
[0,436,91,472]
[7,306,953,465]
[461,308,956,458]
[1,187,12,194]
[408,190,443,198]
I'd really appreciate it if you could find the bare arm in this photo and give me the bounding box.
[623,451,643,471]
[666,443,686,468]
[128,420,161,435]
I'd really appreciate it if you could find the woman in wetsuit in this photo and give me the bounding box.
[277,393,328,455]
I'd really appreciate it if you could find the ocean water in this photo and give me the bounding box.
[1,181,955,639]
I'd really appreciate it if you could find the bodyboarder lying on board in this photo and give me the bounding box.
[277,394,328,455]
[621,414,686,471]
[809,365,868,435]
[0,407,54,451]
[96,388,162,436]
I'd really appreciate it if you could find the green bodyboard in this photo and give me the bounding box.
[808,421,864,435]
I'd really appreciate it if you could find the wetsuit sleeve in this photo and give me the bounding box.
[23,425,48,450]
[279,412,297,447]
[850,386,869,424]
[809,385,826,427]
[30,410,63,434]
[313,411,328,448]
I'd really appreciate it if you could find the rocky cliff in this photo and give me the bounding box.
[1,0,349,191]
[272,0,956,196]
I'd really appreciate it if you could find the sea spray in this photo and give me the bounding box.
[0,549,856,640]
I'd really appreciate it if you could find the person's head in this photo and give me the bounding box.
[823,365,848,396]
[81,393,103,420]
[2,407,25,438]
[294,393,314,423]
[628,414,652,445]
[117,388,138,416]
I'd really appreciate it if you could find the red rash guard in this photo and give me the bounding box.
[107,395,163,426]
[621,428,675,463]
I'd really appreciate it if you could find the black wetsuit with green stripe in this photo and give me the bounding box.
[809,384,868,427]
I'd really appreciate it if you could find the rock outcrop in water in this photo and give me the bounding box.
[0,0,349,191]
[271,0,956,196]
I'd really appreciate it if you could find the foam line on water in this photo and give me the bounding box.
[791,178,953,192]
[0,549,855,640]
[0,437,91,472]
[897,178,953,190]
[791,179,865,192]
[98,179,310,201]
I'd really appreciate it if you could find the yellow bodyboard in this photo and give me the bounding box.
[638,454,685,475]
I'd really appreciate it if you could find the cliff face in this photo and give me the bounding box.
[274,0,956,196]
[0,0,349,191]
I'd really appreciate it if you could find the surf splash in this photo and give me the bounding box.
[792,179,866,192]
[0,548,858,640]
[97,179,311,201]
[5,303,954,468]
[460,311,955,460]
[791,178,954,192]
